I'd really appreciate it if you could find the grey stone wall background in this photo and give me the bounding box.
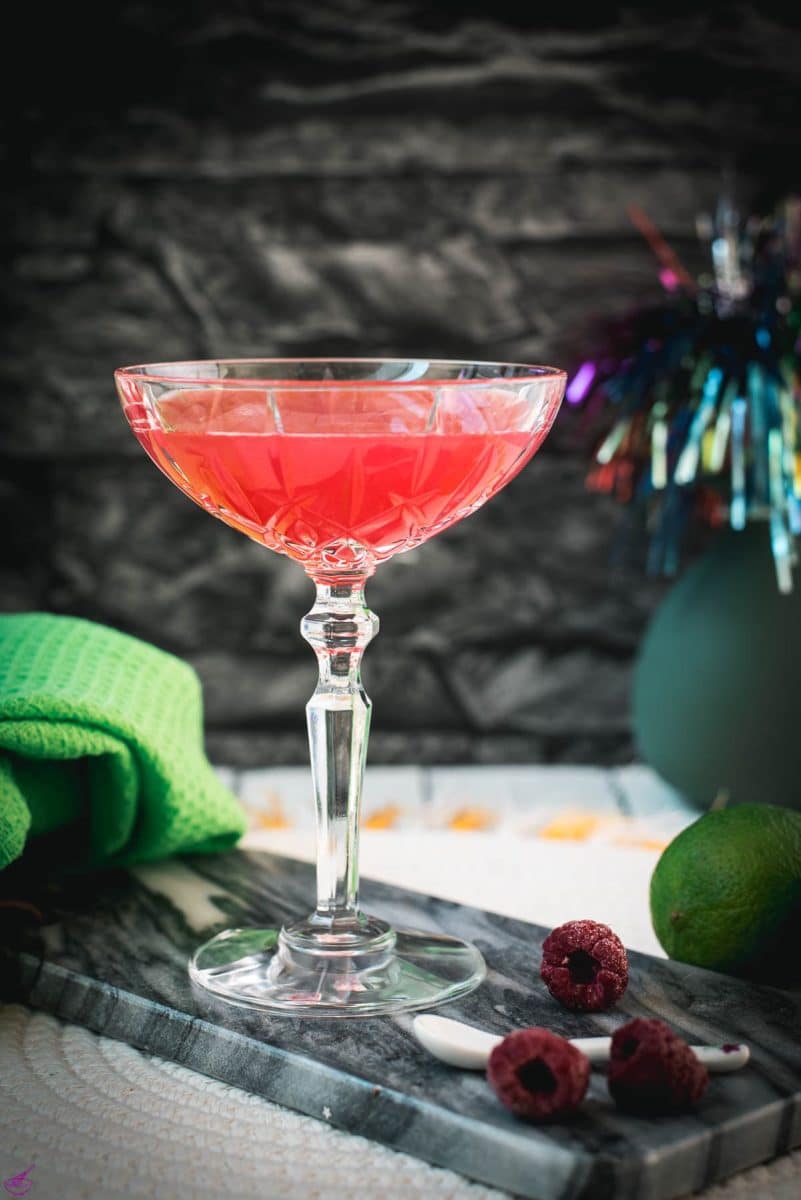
[3,3,800,765]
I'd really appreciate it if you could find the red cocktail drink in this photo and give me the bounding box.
[128,386,549,574]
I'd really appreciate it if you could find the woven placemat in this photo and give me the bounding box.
[0,1006,503,1200]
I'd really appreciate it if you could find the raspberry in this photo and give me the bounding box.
[540,919,628,1011]
[487,1028,590,1122]
[607,1018,709,1115]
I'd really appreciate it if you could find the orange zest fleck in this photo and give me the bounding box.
[251,792,290,830]
[537,812,606,842]
[364,804,403,830]
[612,835,669,851]
[448,807,498,832]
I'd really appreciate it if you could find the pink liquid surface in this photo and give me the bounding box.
[130,387,548,574]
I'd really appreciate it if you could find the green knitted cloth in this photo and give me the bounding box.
[0,613,246,872]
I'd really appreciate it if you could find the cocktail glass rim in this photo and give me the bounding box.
[116,356,565,389]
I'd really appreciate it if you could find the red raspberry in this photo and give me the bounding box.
[540,919,628,1011]
[487,1028,590,1122]
[607,1018,709,1115]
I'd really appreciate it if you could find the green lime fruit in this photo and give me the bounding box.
[650,805,801,985]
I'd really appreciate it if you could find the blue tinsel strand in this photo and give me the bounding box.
[574,197,801,593]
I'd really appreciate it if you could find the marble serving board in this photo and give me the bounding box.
[1,850,800,1200]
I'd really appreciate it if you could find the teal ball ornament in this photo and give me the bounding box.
[633,524,801,810]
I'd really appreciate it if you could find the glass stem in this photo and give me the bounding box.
[301,577,378,931]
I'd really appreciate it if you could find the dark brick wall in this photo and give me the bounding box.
[3,3,800,764]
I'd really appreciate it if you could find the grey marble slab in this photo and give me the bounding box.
[1,850,800,1200]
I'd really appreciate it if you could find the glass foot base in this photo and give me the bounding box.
[188,921,486,1017]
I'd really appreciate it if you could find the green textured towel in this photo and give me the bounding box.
[0,612,246,872]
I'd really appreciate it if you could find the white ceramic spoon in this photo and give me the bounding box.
[412,1014,750,1073]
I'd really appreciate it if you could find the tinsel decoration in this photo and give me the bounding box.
[571,196,801,592]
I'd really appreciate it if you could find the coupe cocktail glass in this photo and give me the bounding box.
[115,359,565,1016]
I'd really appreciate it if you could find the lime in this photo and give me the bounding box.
[650,805,801,984]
